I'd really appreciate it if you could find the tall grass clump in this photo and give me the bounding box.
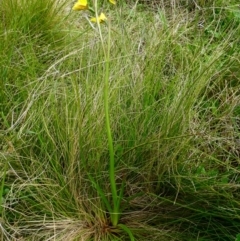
[0,0,67,116]
[1,0,240,240]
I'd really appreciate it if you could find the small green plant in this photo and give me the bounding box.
[72,0,134,239]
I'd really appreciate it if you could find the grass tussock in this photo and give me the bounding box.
[0,0,240,240]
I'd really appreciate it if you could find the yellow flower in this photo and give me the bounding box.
[72,0,88,11]
[109,0,116,4]
[90,13,107,23]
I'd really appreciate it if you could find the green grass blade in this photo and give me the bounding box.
[118,224,135,241]
[0,161,7,215]
[116,179,125,213]
[87,173,113,213]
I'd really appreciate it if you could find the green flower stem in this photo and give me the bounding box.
[104,23,119,226]
[94,0,119,225]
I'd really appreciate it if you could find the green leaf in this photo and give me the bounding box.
[235,233,240,241]
[88,174,112,213]
[118,224,135,241]
[196,165,206,175]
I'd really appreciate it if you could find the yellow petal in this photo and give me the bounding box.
[109,0,116,4]
[99,13,107,21]
[72,0,88,10]
[90,13,107,23]
[90,17,97,23]
[78,0,88,6]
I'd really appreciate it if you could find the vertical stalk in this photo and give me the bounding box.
[94,0,119,226]
[104,21,119,226]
